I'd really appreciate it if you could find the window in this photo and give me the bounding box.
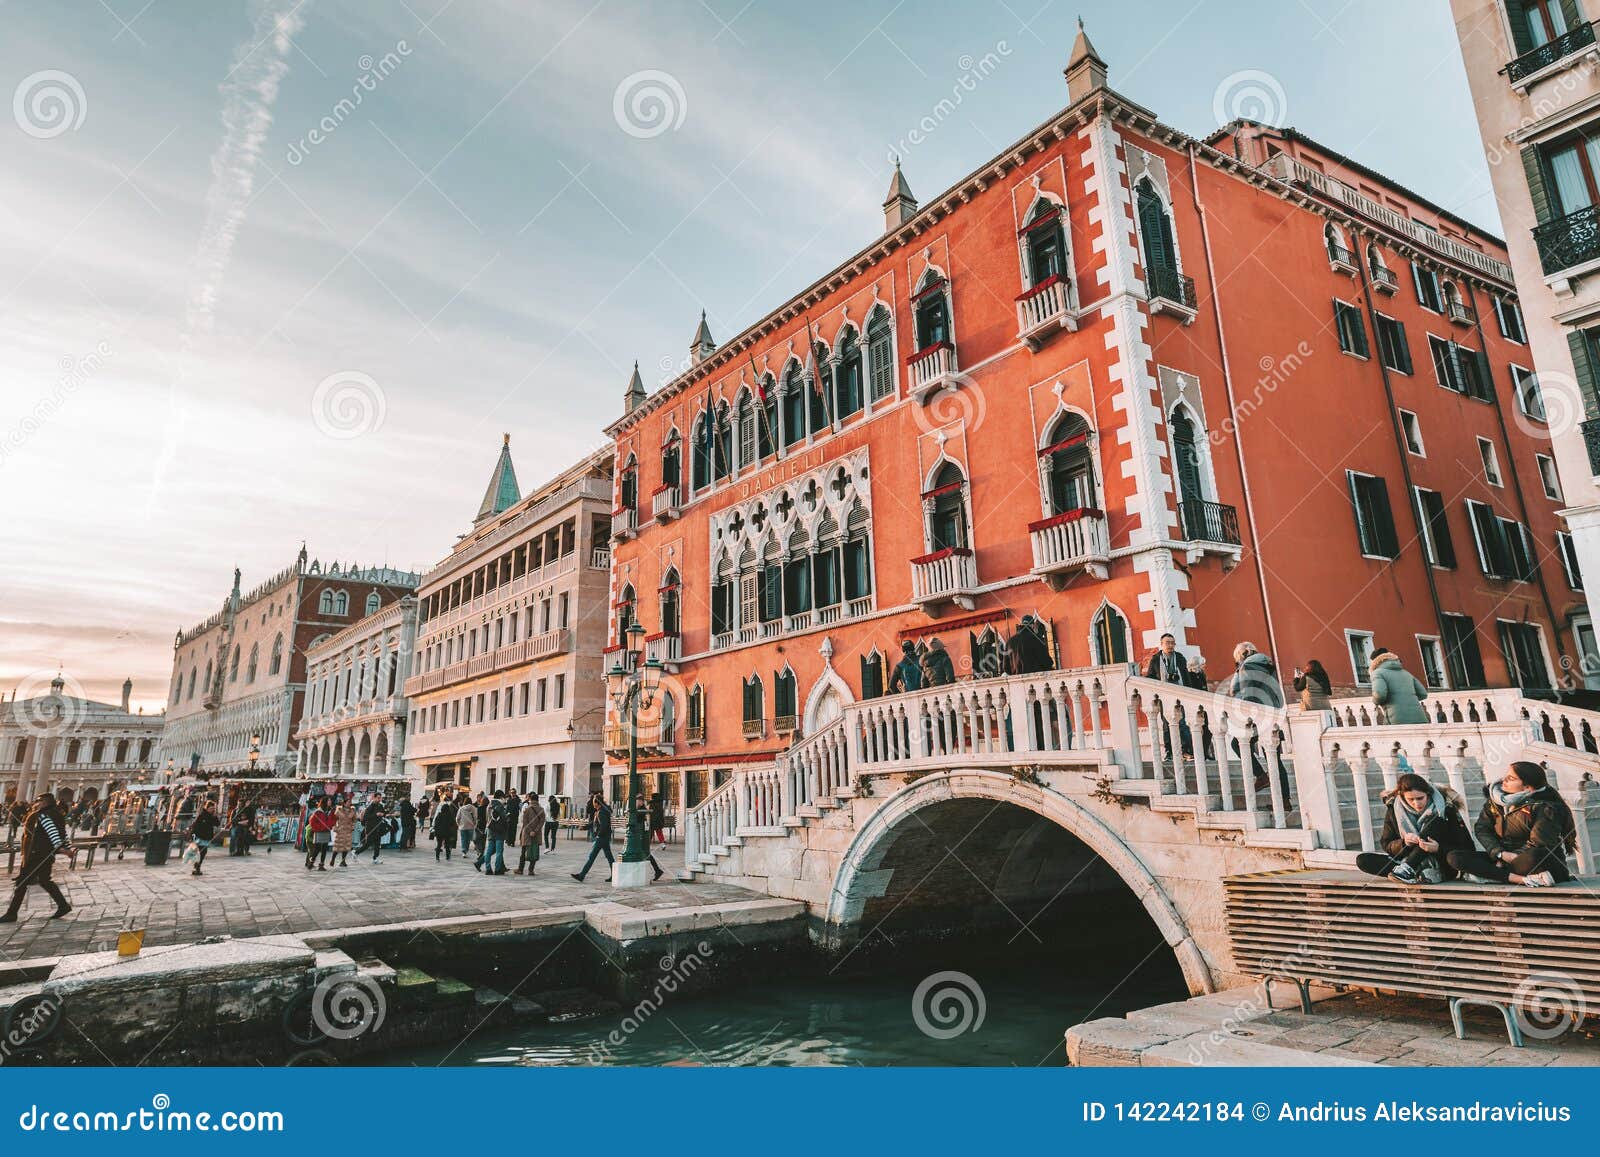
[1346,630,1376,685]
[1416,636,1447,690]
[692,411,712,490]
[736,392,757,470]
[686,685,704,741]
[536,679,547,712]
[1498,620,1552,689]
[246,643,259,683]
[1398,410,1424,456]
[1477,437,1503,487]
[661,432,681,489]
[713,402,733,481]
[809,343,831,433]
[319,590,334,614]
[659,570,681,635]
[970,627,1006,680]
[1023,201,1069,285]
[1334,300,1368,357]
[658,691,676,743]
[365,592,381,616]
[1559,531,1585,589]
[334,591,349,615]
[1508,0,1573,56]
[1347,471,1400,558]
[783,528,811,615]
[554,675,565,709]
[782,363,808,448]
[866,308,895,402]
[1436,612,1488,689]
[1136,178,1182,300]
[1091,604,1129,665]
[1466,500,1536,580]
[741,675,764,729]
[711,556,734,637]
[1429,336,1492,399]
[1537,453,1563,500]
[1412,488,1457,569]
[844,506,873,602]
[1325,222,1355,267]
[913,275,950,351]
[860,652,885,699]
[229,645,241,681]
[1493,295,1526,343]
[1510,366,1545,421]
[834,329,864,419]
[1412,262,1443,312]
[925,461,969,552]
[1040,412,1097,515]
[1374,314,1412,373]
[1539,127,1600,218]
[616,583,636,643]
[773,669,797,727]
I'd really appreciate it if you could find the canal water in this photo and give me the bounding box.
[380,938,1186,1067]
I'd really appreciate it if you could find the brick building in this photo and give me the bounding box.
[601,28,1582,818]
[156,550,420,776]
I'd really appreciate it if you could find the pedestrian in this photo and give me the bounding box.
[1,792,72,922]
[417,794,433,838]
[399,796,417,850]
[545,794,562,852]
[356,795,388,863]
[1293,659,1332,711]
[648,792,667,846]
[332,799,356,867]
[477,790,509,875]
[473,793,489,855]
[1447,762,1576,887]
[504,791,523,858]
[431,793,457,861]
[456,792,477,856]
[516,793,545,875]
[1008,614,1054,674]
[571,793,615,883]
[305,798,336,870]
[922,637,955,687]
[1227,642,1285,795]
[1355,773,1473,885]
[188,798,220,877]
[889,641,923,694]
[636,795,666,881]
[1368,646,1429,724]
[1144,632,1193,759]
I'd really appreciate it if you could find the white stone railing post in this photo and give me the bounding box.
[1351,745,1376,852]
[1288,708,1339,848]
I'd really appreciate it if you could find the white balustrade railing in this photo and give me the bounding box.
[684,775,739,866]
[1028,510,1110,574]
[907,341,957,398]
[1016,275,1071,338]
[650,484,682,521]
[909,548,977,603]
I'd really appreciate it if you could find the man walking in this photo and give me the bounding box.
[399,796,417,850]
[1,793,72,922]
[356,795,389,863]
[544,794,561,852]
[1145,632,1193,759]
[188,798,220,876]
[477,790,509,875]
[570,793,614,883]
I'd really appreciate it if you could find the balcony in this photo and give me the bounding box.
[590,546,611,570]
[612,506,639,543]
[742,718,766,740]
[1178,498,1243,566]
[685,723,705,745]
[1147,266,1198,323]
[1015,275,1075,349]
[909,546,979,612]
[644,630,681,672]
[906,341,960,402]
[1584,418,1600,475]
[1327,244,1358,275]
[650,483,681,522]
[1505,21,1598,86]
[1447,299,1476,327]
[1370,264,1398,294]
[1028,508,1110,588]
[603,720,673,757]
[774,714,798,735]
[1534,203,1600,280]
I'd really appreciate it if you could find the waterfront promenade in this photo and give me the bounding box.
[0,839,759,963]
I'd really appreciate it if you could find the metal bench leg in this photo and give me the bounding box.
[1451,996,1525,1047]
[1502,1005,1526,1049]
[1449,997,1467,1041]
[1294,979,1313,1015]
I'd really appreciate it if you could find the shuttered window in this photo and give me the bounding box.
[1374,314,1412,374]
[1347,471,1400,559]
[1412,487,1456,569]
[1334,300,1368,357]
[1441,614,1486,690]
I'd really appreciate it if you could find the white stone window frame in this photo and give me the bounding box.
[1034,402,1106,520]
[1345,628,1377,686]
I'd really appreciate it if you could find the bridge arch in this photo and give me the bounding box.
[824,769,1213,995]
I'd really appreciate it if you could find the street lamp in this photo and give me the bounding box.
[607,621,662,887]
[247,733,261,774]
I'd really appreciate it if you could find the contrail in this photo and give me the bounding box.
[147,0,310,513]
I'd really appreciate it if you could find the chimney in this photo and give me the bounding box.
[882,159,917,232]
[121,678,132,713]
[1065,17,1107,104]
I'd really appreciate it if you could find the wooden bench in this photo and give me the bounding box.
[1225,869,1600,1047]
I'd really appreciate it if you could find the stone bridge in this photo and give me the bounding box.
[681,666,1600,994]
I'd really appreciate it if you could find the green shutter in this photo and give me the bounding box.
[1559,0,1584,34]
[1568,328,1600,418]
[1522,144,1553,227]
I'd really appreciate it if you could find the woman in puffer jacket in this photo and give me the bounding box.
[1447,762,1576,887]
[1355,773,1473,884]
[1368,647,1429,724]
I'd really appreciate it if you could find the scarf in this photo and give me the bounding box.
[1489,781,1537,810]
[1393,783,1444,840]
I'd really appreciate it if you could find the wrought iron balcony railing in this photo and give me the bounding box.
[1147,266,1197,316]
[1533,203,1600,275]
[1583,417,1600,475]
[1179,498,1242,546]
[1506,21,1596,83]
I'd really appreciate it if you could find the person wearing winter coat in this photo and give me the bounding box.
[477,790,510,875]
[431,795,458,861]
[516,795,546,875]
[544,794,562,852]
[922,638,956,687]
[571,796,614,883]
[1,793,72,922]
[504,792,522,853]
[648,793,667,846]
[356,798,388,863]
[304,798,336,870]
[1447,762,1576,887]
[1368,648,1429,724]
[455,794,478,855]
[1008,615,1054,675]
[1355,773,1474,884]
[331,801,356,867]
[889,642,923,694]
[188,800,221,876]
[1292,660,1333,711]
[1227,643,1285,794]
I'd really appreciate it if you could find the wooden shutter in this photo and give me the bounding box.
[1567,329,1599,411]
[1522,144,1553,227]
[739,571,758,630]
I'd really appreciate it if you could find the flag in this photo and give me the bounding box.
[804,316,835,427]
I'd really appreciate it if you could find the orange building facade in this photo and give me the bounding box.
[601,34,1582,819]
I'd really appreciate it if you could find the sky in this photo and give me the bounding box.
[0,0,1501,713]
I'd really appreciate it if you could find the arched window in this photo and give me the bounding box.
[91,739,105,763]
[736,389,758,470]
[365,592,381,616]
[860,650,885,698]
[115,739,129,764]
[658,690,676,743]
[866,307,895,402]
[229,645,241,681]
[1324,222,1352,265]
[809,343,831,433]
[1170,407,1207,513]
[616,583,636,642]
[246,643,259,683]
[913,272,950,350]
[66,739,81,764]
[759,538,782,624]
[812,512,842,609]
[186,667,196,700]
[759,380,777,459]
[782,363,807,448]
[711,551,734,638]
[1367,243,1388,278]
[925,461,969,552]
[834,328,863,419]
[269,634,284,676]
[844,502,873,602]
[971,625,1006,680]
[1135,178,1178,299]
[691,409,712,490]
[661,430,681,488]
[334,590,349,615]
[1022,199,1068,286]
[741,674,765,730]
[659,569,680,636]
[686,684,705,741]
[319,590,334,614]
[713,402,733,481]
[138,739,152,763]
[1040,412,1096,515]
[1092,604,1130,665]
[202,660,212,696]
[620,453,638,511]
[773,668,798,729]
[784,525,812,615]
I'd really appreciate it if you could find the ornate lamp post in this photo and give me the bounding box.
[606,621,662,888]
[247,733,261,775]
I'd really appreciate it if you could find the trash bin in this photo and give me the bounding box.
[144,829,172,866]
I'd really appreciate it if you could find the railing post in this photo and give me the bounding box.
[778,754,794,819]
[1352,746,1376,852]
[1286,708,1338,847]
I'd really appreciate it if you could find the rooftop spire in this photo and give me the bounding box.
[624,360,647,412]
[475,434,521,523]
[691,310,716,364]
[882,157,918,232]
[1065,16,1107,103]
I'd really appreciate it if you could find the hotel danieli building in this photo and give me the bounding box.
[600,26,1586,821]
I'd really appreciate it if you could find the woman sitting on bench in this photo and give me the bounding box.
[1356,773,1473,885]
[1447,762,1575,888]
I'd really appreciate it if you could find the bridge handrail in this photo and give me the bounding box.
[684,774,740,866]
